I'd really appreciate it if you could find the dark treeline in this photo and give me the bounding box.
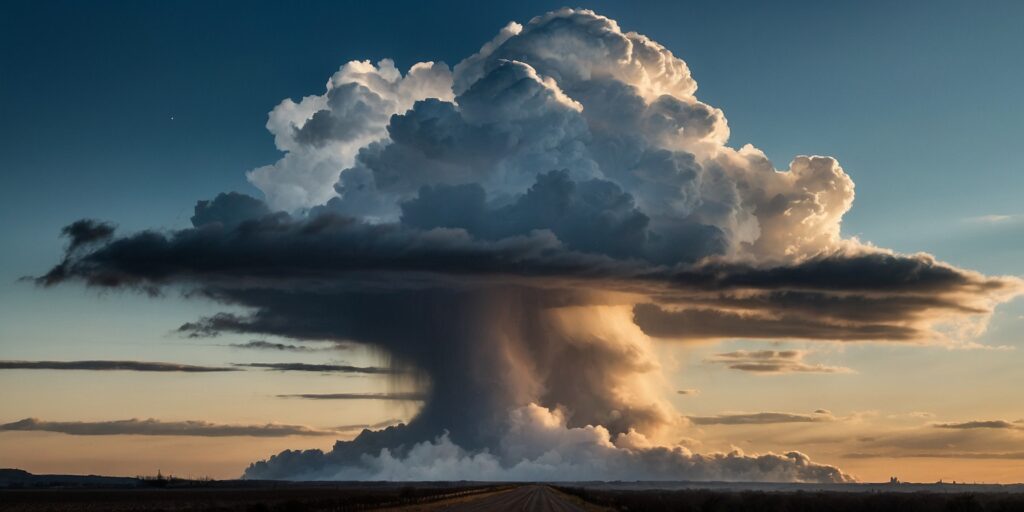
[555,487,1024,512]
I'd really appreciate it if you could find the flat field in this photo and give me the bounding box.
[5,480,1024,511]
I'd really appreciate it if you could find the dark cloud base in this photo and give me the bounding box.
[39,210,1017,349]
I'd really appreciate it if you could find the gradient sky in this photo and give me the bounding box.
[2,0,1023,483]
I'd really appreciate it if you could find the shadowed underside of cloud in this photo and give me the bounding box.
[0,360,237,372]
[703,350,854,374]
[689,411,833,426]
[34,7,1023,482]
[236,363,397,374]
[38,216,1019,353]
[0,418,336,437]
[38,217,1019,348]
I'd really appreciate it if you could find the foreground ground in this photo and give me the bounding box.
[437,485,596,511]
[0,483,513,512]
[5,479,1024,511]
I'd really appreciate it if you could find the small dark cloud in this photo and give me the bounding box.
[229,340,319,352]
[33,220,117,285]
[180,314,243,338]
[855,419,1024,456]
[688,411,833,425]
[279,392,427,401]
[0,360,237,372]
[62,219,116,251]
[0,418,335,437]
[336,419,405,432]
[935,420,1021,430]
[676,389,699,396]
[704,350,853,375]
[235,362,398,375]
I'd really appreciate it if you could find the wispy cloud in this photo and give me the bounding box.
[688,411,833,425]
[705,350,853,375]
[335,419,404,432]
[935,420,1022,430]
[235,362,397,374]
[279,392,427,401]
[0,418,336,437]
[847,451,1024,460]
[848,418,1024,459]
[677,388,700,396]
[229,340,320,352]
[964,214,1022,224]
[0,360,237,372]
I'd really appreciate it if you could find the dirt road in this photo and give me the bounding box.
[438,485,587,511]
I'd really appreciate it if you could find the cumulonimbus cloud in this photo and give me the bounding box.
[703,350,854,375]
[0,360,238,372]
[0,418,336,437]
[35,8,1023,482]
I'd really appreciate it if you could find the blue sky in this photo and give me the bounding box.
[1,1,1023,481]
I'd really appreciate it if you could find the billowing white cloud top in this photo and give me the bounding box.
[248,8,855,264]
